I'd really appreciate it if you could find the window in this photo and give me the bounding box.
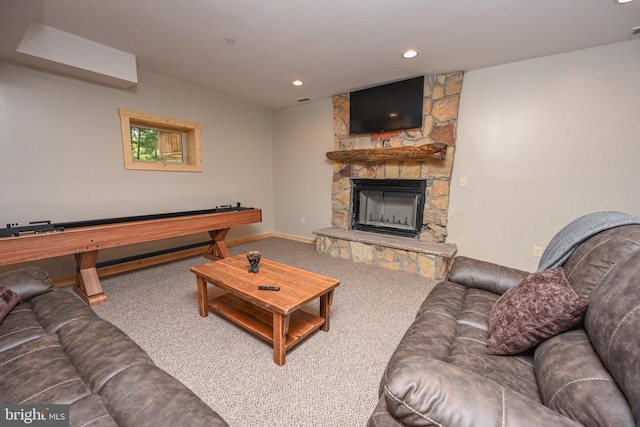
[119,108,202,172]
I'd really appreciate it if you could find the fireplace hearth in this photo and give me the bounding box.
[351,179,426,238]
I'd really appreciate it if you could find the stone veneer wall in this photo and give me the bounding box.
[317,72,463,279]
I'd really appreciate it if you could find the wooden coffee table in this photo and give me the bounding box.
[191,255,340,366]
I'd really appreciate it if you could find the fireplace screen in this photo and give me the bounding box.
[351,179,426,238]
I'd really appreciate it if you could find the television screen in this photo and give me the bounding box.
[349,76,424,135]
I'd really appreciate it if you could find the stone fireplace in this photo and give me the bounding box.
[313,72,462,280]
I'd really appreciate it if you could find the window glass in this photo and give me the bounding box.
[130,126,185,163]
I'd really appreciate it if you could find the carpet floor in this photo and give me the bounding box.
[91,237,437,427]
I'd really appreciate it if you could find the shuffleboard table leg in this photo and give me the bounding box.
[73,251,108,306]
[204,228,231,260]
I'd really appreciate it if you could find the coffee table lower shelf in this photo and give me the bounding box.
[209,293,325,351]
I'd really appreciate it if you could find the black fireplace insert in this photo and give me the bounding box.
[351,179,426,238]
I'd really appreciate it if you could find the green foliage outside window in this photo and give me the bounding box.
[130,126,184,163]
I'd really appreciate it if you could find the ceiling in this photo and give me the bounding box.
[1,0,639,110]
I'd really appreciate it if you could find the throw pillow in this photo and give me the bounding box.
[486,267,588,355]
[0,286,22,324]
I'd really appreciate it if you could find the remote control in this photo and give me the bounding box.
[258,285,280,291]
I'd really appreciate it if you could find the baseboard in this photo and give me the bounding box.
[268,232,316,245]
[52,232,316,287]
[225,232,274,246]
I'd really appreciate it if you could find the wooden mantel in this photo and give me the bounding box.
[325,142,446,163]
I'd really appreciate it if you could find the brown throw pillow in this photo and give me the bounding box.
[0,286,22,324]
[486,268,588,355]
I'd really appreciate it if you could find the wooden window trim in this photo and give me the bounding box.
[119,108,202,172]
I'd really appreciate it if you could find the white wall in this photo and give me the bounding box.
[448,39,640,271]
[4,39,639,278]
[270,39,640,272]
[0,63,273,276]
[272,99,334,240]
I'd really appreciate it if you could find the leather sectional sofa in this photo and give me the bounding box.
[0,266,229,427]
[369,222,640,426]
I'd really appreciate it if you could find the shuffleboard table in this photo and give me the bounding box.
[0,207,262,306]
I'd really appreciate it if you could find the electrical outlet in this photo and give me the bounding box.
[460,176,468,187]
[533,246,543,257]
[300,217,305,225]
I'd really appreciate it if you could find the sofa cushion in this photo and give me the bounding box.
[585,248,640,422]
[383,281,540,403]
[535,329,634,426]
[486,268,588,355]
[29,289,153,393]
[0,286,21,324]
[0,302,48,353]
[0,334,95,405]
[383,356,580,427]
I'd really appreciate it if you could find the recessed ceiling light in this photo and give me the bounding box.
[402,49,419,59]
[616,0,635,4]
[292,80,303,86]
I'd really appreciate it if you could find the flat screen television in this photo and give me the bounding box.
[349,76,424,135]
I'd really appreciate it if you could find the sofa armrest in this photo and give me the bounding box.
[367,396,403,427]
[384,356,581,427]
[0,266,54,301]
[446,256,529,295]
[99,364,229,427]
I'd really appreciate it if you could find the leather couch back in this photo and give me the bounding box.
[535,225,640,426]
[561,224,640,299]
[533,224,640,426]
[584,248,640,422]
